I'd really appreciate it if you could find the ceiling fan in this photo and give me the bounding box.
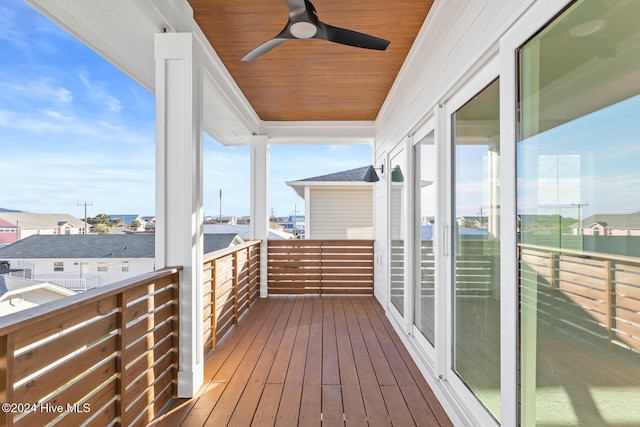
[241,0,390,61]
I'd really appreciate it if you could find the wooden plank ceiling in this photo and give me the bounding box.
[188,0,433,122]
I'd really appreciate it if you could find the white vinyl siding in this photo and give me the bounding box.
[308,187,373,239]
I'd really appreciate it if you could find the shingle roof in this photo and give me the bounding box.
[0,275,49,296]
[0,212,87,229]
[581,213,640,228]
[203,224,291,240]
[0,234,241,259]
[292,166,373,183]
[203,233,240,253]
[286,165,377,198]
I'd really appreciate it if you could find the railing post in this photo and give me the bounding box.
[171,273,180,397]
[550,252,559,329]
[233,252,239,325]
[212,259,218,351]
[256,242,262,300]
[116,292,127,427]
[319,240,324,296]
[0,333,15,427]
[603,260,613,352]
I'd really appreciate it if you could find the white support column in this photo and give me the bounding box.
[250,135,270,298]
[155,32,204,398]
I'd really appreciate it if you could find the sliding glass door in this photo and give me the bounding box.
[451,78,501,421]
[389,147,406,317]
[414,131,436,347]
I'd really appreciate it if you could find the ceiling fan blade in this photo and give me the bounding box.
[317,23,390,50]
[284,0,307,17]
[241,38,288,62]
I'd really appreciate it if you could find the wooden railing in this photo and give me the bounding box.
[0,268,180,427]
[202,241,261,353]
[520,244,640,353]
[267,240,374,295]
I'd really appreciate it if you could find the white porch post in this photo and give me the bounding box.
[250,135,269,298]
[155,32,204,397]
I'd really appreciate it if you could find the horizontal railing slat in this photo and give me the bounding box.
[520,243,640,354]
[0,267,181,426]
[203,241,261,354]
[267,240,374,295]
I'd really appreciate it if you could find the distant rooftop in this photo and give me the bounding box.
[0,234,241,259]
[292,166,375,183]
[203,224,292,240]
[107,214,145,226]
[0,212,87,229]
[0,274,49,297]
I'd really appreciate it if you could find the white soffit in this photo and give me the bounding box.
[262,121,375,146]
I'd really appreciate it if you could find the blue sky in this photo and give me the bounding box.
[0,0,372,218]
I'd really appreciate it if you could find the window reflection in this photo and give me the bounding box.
[415,132,436,345]
[518,1,640,425]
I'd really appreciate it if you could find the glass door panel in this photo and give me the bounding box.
[415,131,436,345]
[390,149,406,316]
[452,78,501,421]
[517,1,640,425]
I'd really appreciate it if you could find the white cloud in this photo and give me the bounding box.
[78,72,122,113]
[2,79,73,104]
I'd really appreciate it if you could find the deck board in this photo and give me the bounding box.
[153,295,452,427]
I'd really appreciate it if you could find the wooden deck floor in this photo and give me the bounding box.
[151,295,452,426]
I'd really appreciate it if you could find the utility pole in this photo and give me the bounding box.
[77,201,93,234]
[571,201,588,235]
[292,204,298,233]
[219,189,222,223]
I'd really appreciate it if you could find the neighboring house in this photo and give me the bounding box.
[574,213,640,236]
[203,233,244,253]
[277,215,305,236]
[0,212,89,244]
[0,234,242,291]
[108,214,147,231]
[286,166,377,239]
[0,218,17,246]
[142,216,156,231]
[0,274,75,316]
[203,224,293,240]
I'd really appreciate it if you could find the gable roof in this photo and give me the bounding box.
[0,275,50,296]
[0,278,76,316]
[580,213,640,229]
[0,219,15,229]
[286,166,377,198]
[203,224,292,240]
[293,166,375,183]
[0,212,87,230]
[0,235,156,259]
[0,234,242,259]
[203,233,242,253]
